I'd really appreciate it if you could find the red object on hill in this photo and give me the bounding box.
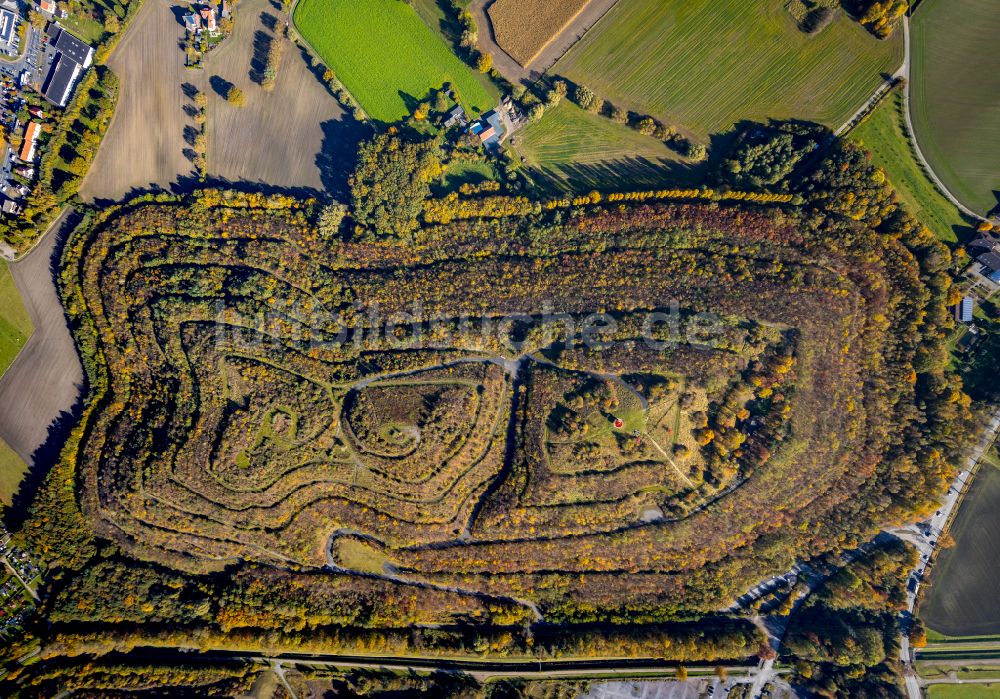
[613,418,624,429]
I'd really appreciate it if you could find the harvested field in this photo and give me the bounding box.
[204,0,362,193]
[911,0,1000,216]
[554,0,902,138]
[79,0,195,201]
[81,0,360,202]
[0,211,83,470]
[922,465,1000,637]
[488,0,590,67]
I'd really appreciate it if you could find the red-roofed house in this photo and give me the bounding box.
[199,5,216,32]
[19,121,39,162]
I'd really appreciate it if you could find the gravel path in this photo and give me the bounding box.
[469,0,619,83]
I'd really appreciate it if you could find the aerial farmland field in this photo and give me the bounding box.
[488,0,589,67]
[922,465,1000,637]
[554,0,902,139]
[910,0,1000,216]
[0,261,31,375]
[293,0,497,123]
[513,102,696,192]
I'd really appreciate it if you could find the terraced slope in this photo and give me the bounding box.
[56,180,961,620]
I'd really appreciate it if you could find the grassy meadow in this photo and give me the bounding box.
[0,437,27,506]
[0,261,32,374]
[911,0,1000,216]
[928,686,1000,699]
[851,91,971,244]
[922,466,1000,637]
[554,0,902,139]
[293,0,497,123]
[512,101,698,192]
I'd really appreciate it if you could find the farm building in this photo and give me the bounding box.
[19,121,39,162]
[469,109,505,149]
[957,296,974,323]
[444,105,468,129]
[42,25,94,107]
[185,5,218,34]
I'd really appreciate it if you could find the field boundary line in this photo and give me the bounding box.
[531,0,621,76]
[285,0,369,122]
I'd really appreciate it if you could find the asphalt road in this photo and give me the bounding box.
[896,406,1000,699]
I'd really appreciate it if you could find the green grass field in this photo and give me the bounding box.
[0,261,32,375]
[512,102,698,192]
[0,436,27,506]
[928,685,1000,699]
[911,0,1000,217]
[553,0,901,139]
[293,0,497,123]
[851,91,971,244]
[922,467,1000,636]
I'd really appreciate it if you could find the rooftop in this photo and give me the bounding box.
[50,25,94,67]
[42,53,81,107]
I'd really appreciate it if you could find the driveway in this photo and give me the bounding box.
[469,0,620,83]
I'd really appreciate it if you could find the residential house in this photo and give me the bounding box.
[2,199,21,215]
[183,12,201,33]
[199,5,216,32]
[443,105,467,129]
[19,121,39,162]
[38,0,56,15]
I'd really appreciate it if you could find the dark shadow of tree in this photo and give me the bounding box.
[209,74,234,98]
[249,29,273,84]
[316,116,369,200]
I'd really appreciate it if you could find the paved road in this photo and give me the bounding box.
[895,406,1000,699]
